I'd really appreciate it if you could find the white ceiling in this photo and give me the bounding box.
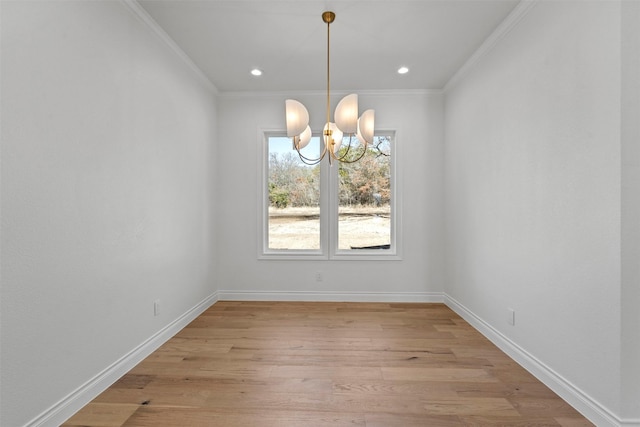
[137,0,520,93]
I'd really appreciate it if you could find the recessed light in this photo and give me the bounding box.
[397,66,409,75]
[250,68,263,76]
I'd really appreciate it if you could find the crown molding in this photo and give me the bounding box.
[121,0,218,94]
[119,0,535,98]
[217,88,442,99]
[443,0,538,93]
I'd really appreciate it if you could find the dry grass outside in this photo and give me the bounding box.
[268,205,390,250]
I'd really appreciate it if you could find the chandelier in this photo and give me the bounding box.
[285,11,375,165]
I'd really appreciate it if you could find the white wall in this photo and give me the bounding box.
[0,1,218,426]
[3,0,635,426]
[216,92,444,300]
[621,0,640,421]
[445,0,634,423]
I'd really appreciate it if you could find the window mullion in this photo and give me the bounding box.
[328,161,339,258]
[320,143,331,258]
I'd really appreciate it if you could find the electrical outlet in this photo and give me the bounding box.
[154,299,161,316]
[315,272,323,282]
[507,308,515,326]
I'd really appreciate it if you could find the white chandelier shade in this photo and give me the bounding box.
[357,109,375,145]
[284,11,375,165]
[285,99,309,138]
[295,125,312,150]
[334,94,359,134]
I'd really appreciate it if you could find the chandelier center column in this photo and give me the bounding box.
[323,11,335,163]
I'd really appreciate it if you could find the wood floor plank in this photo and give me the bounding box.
[452,380,561,399]
[332,379,458,398]
[122,407,367,427]
[458,415,563,426]
[364,412,463,427]
[62,302,593,426]
[63,403,139,427]
[381,367,498,382]
[509,397,589,418]
[269,365,383,380]
[422,397,519,416]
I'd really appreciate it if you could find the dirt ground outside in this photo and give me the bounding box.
[268,206,390,250]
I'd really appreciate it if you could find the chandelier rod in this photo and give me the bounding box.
[323,11,335,164]
[326,13,330,143]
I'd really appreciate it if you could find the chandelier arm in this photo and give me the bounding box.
[293,137,328,165]
[333,134,370,164]
[337,144,369,164]
[295,148,324,166]
[297,155,323,166]
[334,136,353,159]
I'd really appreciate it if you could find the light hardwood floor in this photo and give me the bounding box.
[64,302,593,426]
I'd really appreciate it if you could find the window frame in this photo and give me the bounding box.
[258,129,401,261]
[330,130,400,260]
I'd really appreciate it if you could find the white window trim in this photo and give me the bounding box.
[258,128,402,261]
[257,130,328,260]
[331,130,401,260]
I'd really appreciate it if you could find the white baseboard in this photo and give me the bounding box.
[26,292,219,427]
[444,294,622,427]
[26,291,631,427]
[218,289,444,303]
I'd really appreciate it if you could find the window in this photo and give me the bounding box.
[261,131,398,259]
[337,135,392,251]
[265,135,322,252]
